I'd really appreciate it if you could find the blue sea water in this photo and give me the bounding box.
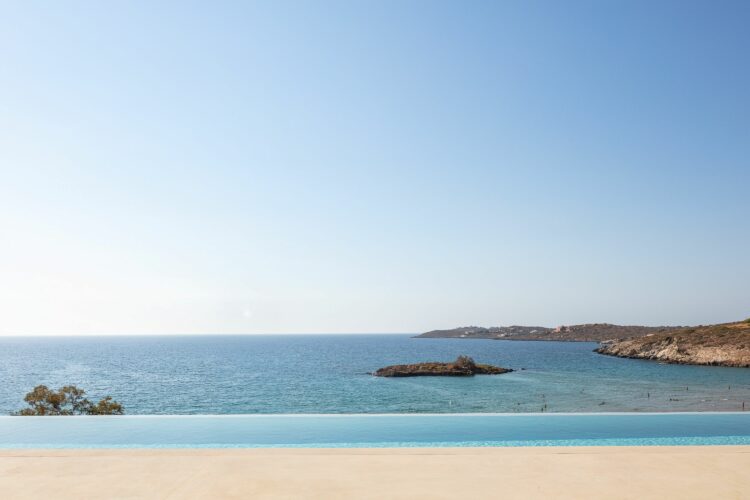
[1,334,749,415]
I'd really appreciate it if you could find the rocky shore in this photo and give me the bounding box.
[373,355,512,377]
[595,320,750,368]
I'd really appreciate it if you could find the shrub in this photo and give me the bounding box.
[14,385,123,416]
[454,355,476,368]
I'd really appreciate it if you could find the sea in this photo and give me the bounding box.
[1,334,749,415]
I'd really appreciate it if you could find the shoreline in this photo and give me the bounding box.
[595,344,750,368]
[2,446,749,499]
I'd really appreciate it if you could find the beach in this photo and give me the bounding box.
[1,446,749,499]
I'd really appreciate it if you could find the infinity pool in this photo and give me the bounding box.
[1,413,750,448]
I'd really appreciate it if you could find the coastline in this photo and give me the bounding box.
[594,345,750,368]
[2,446,749,499]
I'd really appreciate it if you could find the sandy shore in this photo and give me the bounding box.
[1,446,749,499]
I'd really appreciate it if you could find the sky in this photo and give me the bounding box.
[1,1,748,335]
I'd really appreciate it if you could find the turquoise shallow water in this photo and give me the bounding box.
[1,414,750,448]
[1,335,750,414]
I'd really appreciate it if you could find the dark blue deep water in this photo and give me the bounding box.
[1,335,749,414]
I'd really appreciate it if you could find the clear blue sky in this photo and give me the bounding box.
[1,1,748,334]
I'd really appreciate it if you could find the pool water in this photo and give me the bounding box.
[1,413,749,448]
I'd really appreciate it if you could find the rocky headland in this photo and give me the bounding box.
[595,320,750,367]
[373,355,512,377]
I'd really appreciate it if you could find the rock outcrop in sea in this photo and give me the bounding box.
[373,355,512,377]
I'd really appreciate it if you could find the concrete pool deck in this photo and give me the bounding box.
[1,446,749,499]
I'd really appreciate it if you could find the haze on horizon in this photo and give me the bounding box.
[1,1,748,336]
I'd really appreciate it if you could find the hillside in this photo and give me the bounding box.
[416,324,682,342]
[595,320,750,367]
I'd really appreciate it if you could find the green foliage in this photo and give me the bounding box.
[13,385,124,416]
